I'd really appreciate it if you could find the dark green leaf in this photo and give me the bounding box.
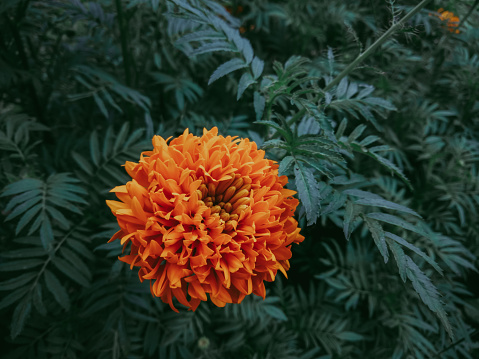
[44,270,70,310]
[10,296,32,339]
[294,162,321,225]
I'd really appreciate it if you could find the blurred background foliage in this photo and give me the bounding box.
[0,0,478,358]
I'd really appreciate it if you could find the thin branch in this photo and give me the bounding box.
[457,0,479,31]
[323,0,433,93]
[115,0,132,86]
[286,0,433,126]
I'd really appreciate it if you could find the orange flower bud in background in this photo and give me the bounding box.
[431,8,461,34]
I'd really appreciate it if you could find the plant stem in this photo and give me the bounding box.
[115,0,132,86]
[4,13,44,123]
[323,0,433,93]
[457,0,479,31]
[286,0,433,126]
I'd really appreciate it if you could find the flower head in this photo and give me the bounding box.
[106,127,304,311]
[432,8,461,33]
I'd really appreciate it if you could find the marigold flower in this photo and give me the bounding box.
[106,127,304,312]
[431,8,460,34]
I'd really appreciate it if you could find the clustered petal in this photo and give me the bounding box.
[433,8,461,33]
[106,127,304,311]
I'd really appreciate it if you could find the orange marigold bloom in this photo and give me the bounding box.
[432,8,461,34]
[106,127,304,312]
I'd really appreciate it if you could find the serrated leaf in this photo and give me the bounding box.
[90,131,100,167]
[254,92,265,121]
[32,283,46,316]
[251,57,264,79]
[190,42,235,56]
[347,125,366,144]
[113,123,129,153]
[60,247,92,280]
[1,178,42,197]
[335,332,363,341]
[364,217,389,263]
[241,38,254,64]
[237,72,255,100]
[355,198,421,218]
[385,232,443,274]
[176,29,223,44]
[343,201,355,240]
[44,270,70,310]
[0,272,36,291]
[387,238,407,282]
[0,286,29,310]
[0,259,43,272]
[365,151,411,189]
[278,156,295,175]
[39,216,54,249]
[15,204,42,234]
[93,93,108,118]
[364,97,397,111]
[263,305,288,321]
[208,58,247,85]
[51,257,90,287]
[72,152,94,175]
[11,296,32,339]
[82,294,118,316]
[6,197,42,221]
[367,213,428,237]
[343,189,383,200]
[405,256,453,339]
[294,162,320,225]
[336,77,348,98]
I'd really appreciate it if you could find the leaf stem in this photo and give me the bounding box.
[323,0,433,93]
[457,0,479,31]
[286,0,432,127]
[115,0,132,86]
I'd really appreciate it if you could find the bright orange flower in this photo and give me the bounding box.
[106,127,304,312]
[432,8,461,34]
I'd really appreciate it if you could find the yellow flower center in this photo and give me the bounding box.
[195,174,252,232]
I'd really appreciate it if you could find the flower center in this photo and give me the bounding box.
[195,174,252,231]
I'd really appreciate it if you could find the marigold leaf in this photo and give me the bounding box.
[278,156,295,176]
[0,259,43,272]
[263,305,288,321]
[10,296,32,339]
[387,237,407,282]
[90,130,101,167]
[72,151,94,175]
[208,58,247,85]
[14,204,42,235]
[294,162,321,225]
[367,213,428,237]
[355,198,422,218]
[39,216,54,249]
[32,283,47,316]
[364,217,389,263]
[335,331,364,341]
[251,56,264,79]
[254,92,265,121]
[1,178,42,197]
[60,247,92,280]
[343,201,356,240]
[385,232,443,274]
[237,72,255,100]
[51,257,90,287]
[44,269,70,311]
[0,286,29,310]
[6,197,42,221]
[405,256,453,339]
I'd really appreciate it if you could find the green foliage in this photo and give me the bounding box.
[1,0,478,358]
